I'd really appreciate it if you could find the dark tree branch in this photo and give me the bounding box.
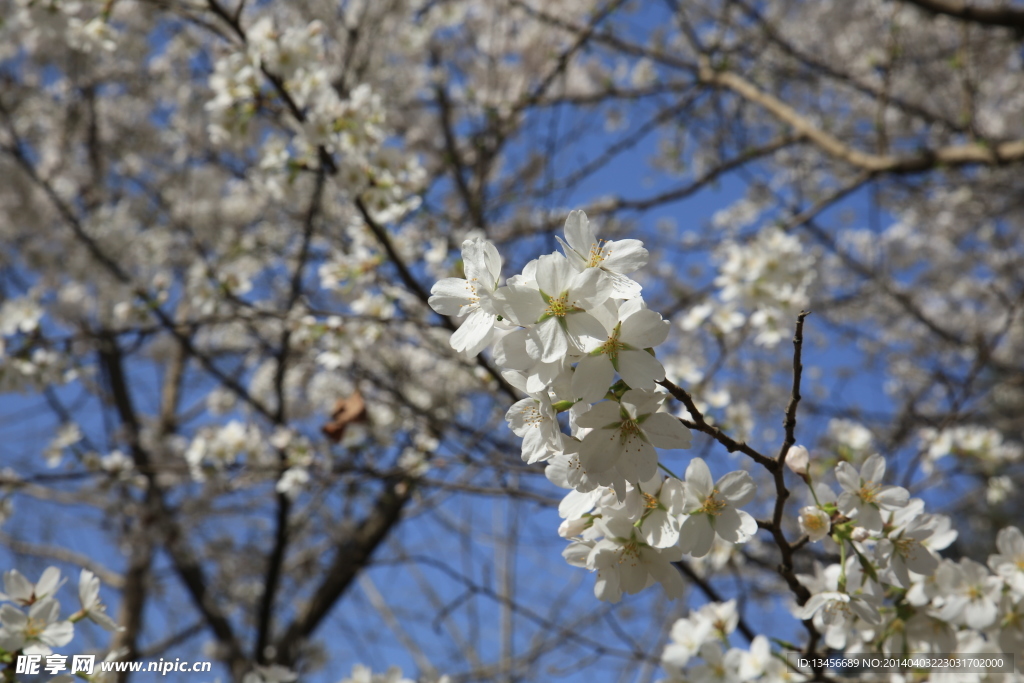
[96,334,247,677]
[256,169,326,664]
[657,378,776,470]
[354,198,519,401]
[898,0,1024,30]
[276,474,417,666]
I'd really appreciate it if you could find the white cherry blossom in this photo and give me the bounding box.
[575,389,691,484]
[428,238,503,357]
[635,476,686,548]
[499,252,612,363]
[835,454,909,531]
[586,510,684,603]
[679,458,757,558]
[572,298,670,402]
[505,393,564,464]
[875,500,954,587]
[0,598,74,656]
[661,614,712,672]
[558,210,648,298]
[77,569,120,632]
[798,505,831,543]
[988,526,1024,594]
[934,558,1002,629]
[0,567,64,606]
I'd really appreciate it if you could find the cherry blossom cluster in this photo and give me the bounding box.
[0,566,119,659]
[9,0,118,55]
[796,456,1023,660]
[660,600,805,683]
[917,425,1023,503]
[683,227,816,347]
[430,212,760,602]
[656,448,1024,681]
[206,15,424,222]
[0,297,75,394]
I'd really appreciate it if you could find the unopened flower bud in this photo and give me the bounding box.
[558,517,589,538]
[851,526,871,543]
[786,445,809,476]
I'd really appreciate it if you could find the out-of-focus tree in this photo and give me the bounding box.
[0,0,1022,681]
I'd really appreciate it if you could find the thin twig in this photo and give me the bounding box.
[657,379,776,470]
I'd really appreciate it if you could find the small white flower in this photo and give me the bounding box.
[586,510,684,603]
[795,589,881,628]
[694,599,739,639]
[576,389,691,484]
[276,467,310,500]
[662,614,713,671]
[835,454,908,531]
[988,526,1024,594]
[505,393,564,465]
[0,598,74,656]
[636,476,686,548]
[0,567,64,606]
[572,298,669,402]
[876,501,950,587]
[558,210,648,298]
[78,569,121,632]
[499,252,612,363]
[798,505,831,542]
[428,238,503,357]
[688,642,744,683]
[678,458,758,558]
[934,558,1001,629]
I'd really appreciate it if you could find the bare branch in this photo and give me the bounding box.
[657,379,777,470]
[897,0,1024,30]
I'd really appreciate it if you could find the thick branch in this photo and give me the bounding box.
[275,475,415,666]
[96,335,246,675]
[898,0,1024,29]
[697,60,1024,173]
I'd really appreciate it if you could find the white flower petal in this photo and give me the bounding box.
[861,454,885,483]
[575,401,622,429]
[564,311,608,351]
[716,470,756,507]
[601,239,648,273]
[572,354,615,403]
[641,412,692,450]
[428,278,476,316]
[685,458,714,498]
[563,210,596,257]
[527,317,568,363]
[462,238,501,287]
[579,429,623,473]
[619,309,669,348]
[685,514,716,558]
[536,253,575,297]
[835,461,860,493]
[617,349,665,391]
[449,309,495,356]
